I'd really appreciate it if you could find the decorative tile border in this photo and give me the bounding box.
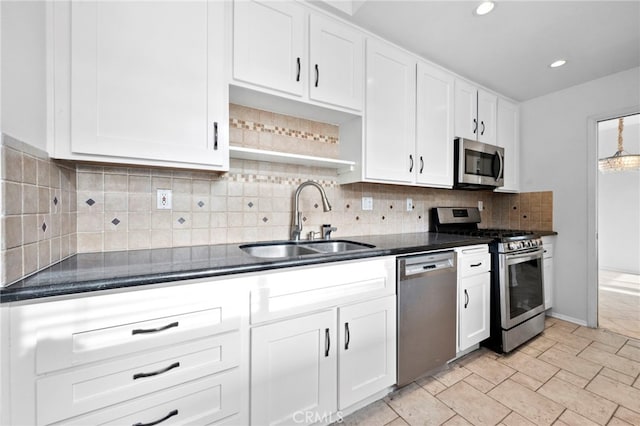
[230,118,339,145]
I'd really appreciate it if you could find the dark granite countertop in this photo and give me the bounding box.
[533,230,558,237]
[0,232,493,304]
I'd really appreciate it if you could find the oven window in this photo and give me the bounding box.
[508,258,544,320]
[465,150,498,178]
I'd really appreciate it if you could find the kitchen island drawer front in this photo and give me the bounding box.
[459,252,491,277]
[37,333,240,425]
[250,257,395,324]
[53,370,241,426]
[24,282,242,374]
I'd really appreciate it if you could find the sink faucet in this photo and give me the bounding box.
[291,181,332,240]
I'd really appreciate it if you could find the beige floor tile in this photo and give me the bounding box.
[607,417,634,426]
[618,343,640,363]
[488,379,564,425]
[463,355,516,385]
[542,326,591,351]
[510,371,544,391]
[385,383,455,426]
[432,364,473,387]
[553,369,590,388]
[437,381,510,426]
[589,340,619,354]
[341,400,398,426]
[463,373,496,393]
[599,366,636,386]
[442,415,474,426]
[550,319,580,332]
[627,339,640,349]
[573,326,628,350]
[416,376,448,396]
[517,345,543,358]
[498,351,559,383]
[635,376,640,390]
[579,345,640,377]
[550,342,584,356]
[556,409,601,426]
[538,347,602,380]
[545,316,559,327]
[614,406,640,425]
[524,335,557,353]
[500,411,536,426]
[385,418,409,426]
[537,377,617,425]
[586,374,640,413]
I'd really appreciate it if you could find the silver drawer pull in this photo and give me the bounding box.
[132,321,179,335]
[470,262,482,267]
[133,362,180,380]
[132,409,178,426]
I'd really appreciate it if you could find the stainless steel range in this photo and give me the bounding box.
[432,207,546,353]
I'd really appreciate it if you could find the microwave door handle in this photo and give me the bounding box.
[495,150,504,181]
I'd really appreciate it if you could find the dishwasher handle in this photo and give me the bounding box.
[399,251,456,279]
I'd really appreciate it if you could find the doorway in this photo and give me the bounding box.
[596,113,640,339]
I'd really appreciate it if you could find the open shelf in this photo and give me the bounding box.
[229,146,356,172]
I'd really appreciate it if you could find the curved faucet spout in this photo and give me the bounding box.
[291,181,332,240]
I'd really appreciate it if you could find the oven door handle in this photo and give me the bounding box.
[505,248,543,263]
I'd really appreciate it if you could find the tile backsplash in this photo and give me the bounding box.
[1,136,77,285]
[0,104,552,285]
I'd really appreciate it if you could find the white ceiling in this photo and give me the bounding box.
[320,1,640,102]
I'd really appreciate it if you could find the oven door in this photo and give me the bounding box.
[499,248,545,329]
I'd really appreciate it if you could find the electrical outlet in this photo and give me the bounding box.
[478,200,484,211]
[406,198,413,212]
[362,196,373,211]
[157,189,172,209]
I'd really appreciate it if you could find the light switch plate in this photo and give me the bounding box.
[478,200,484,211]
[406,198,413,212]
[362,196,373,211]
[157,189,172,209]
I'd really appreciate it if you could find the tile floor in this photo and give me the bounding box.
[341,317,640,426]
[599,269,640,341]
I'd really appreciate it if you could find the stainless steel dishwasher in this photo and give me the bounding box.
[397,251,457,387]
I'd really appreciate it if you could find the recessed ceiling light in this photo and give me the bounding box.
[549,59,567,68]
[475,1,495,16]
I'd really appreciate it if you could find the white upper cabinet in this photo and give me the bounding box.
[416,61,455,188]
[52,1,228,171]
[496,97,520,192]
[309,14,364,111]
[454,80,497,145]
[364,39,416,183]
[232,1,364,112]
[233,0,305,97]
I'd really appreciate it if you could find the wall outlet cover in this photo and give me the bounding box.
[362,196,373,211]
[406,198,413,212]
[157,189,172,209]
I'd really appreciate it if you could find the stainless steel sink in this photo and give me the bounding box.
[239,240,375,258]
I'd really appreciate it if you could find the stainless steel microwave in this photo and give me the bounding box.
[454,138,504,189]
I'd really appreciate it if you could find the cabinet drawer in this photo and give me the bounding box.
[17,281,243,374]
[459,253,491,277]
[250,257,395,324]
[52,369,241,426]
[37,333,239,425]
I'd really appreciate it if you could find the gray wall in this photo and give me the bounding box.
[520,67,640,324]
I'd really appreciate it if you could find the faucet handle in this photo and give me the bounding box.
[322,224,337,240]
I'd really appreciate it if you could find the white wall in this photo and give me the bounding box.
[520,67,640,324]
[0,1,48,151]
[597,117,640,274]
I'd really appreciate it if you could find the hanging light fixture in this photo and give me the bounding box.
[598,117,640,172]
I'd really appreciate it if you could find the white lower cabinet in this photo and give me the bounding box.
[250,296,396,426]
[249,257,396,425]
[456,245,491,352]
[541,235,556,309]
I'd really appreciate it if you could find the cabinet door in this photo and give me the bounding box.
[416,62,454,188]
[364,39,415,183]
[309,14,364,111]
[338,296,396,410]
[477,89,497,144]
[454,79,478,140]
[459,272,491,351]
[233,0,305,97]
[496,97,520,192]
[69,1,227,169]
[251,310,337,426]
[544,257,554,309]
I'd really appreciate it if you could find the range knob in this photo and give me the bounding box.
[508,242,517,250]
